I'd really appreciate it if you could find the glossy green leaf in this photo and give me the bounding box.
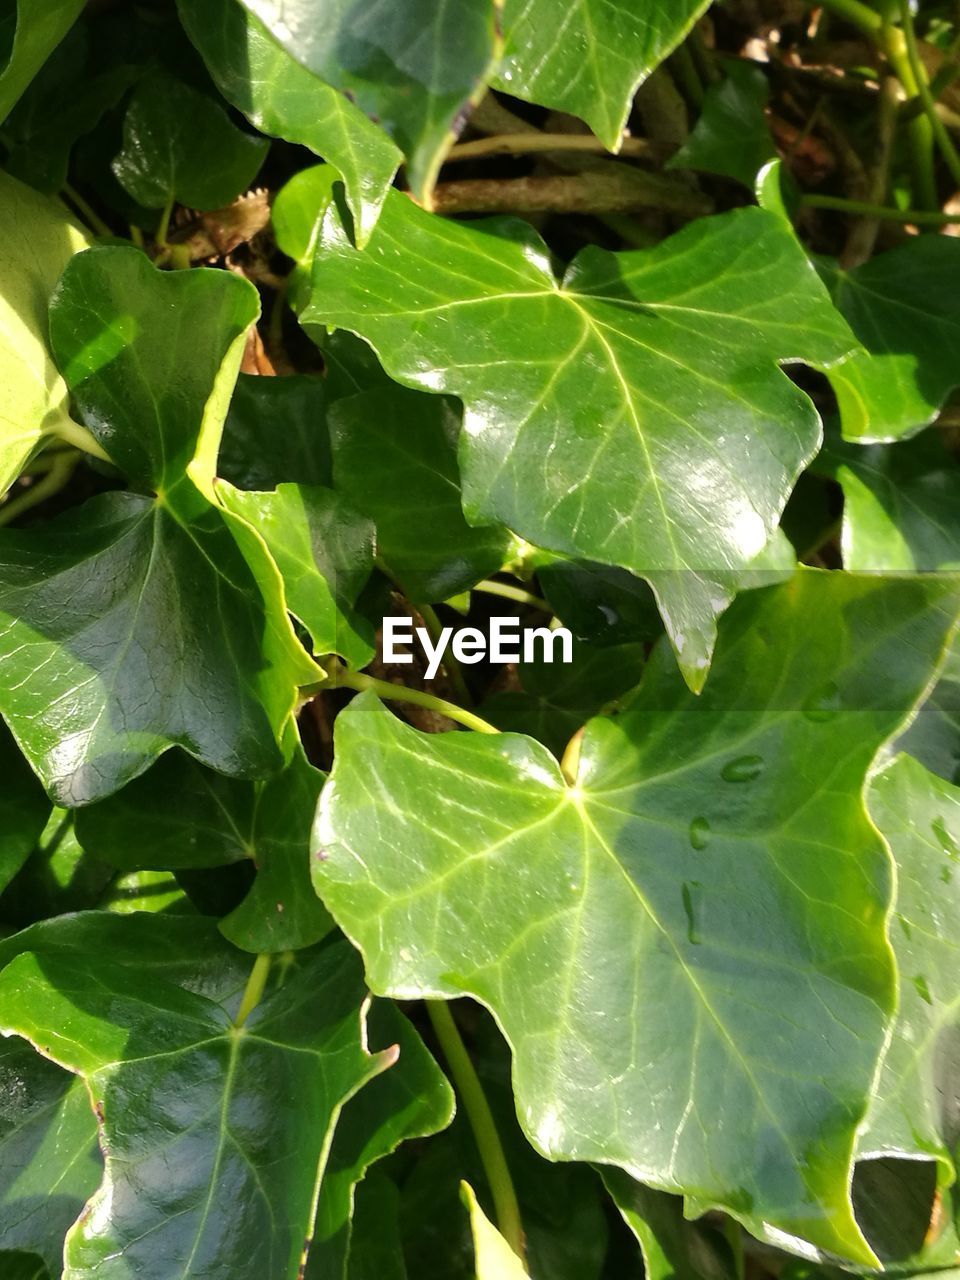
[0,1037,100,1273]
[0,171,90,495]
[307,193,858,685]
[273,164,338,310]
[601,1170,731,1280]
[236,0,499,202]
[669,60,775,187]
[899,636,960,787]
[112,69,268,212]
[826,430,960,571]
[0,245,315,804]
[308,1000,454,1278]
[0,1253,49,1280]
[823,238,960,440]
[496,0,710,150]
[0,0,84,122]
[1,810,113,929]
[77,744,331,953]
[345,1174,407,1280]
[480,638,645,757]
[220,373,333,492]
[461,1182,528,1278]
[861,755,960,1174]
[313,572,960,1262]
[101,869,188,915]
[219,481,376,669]
[0,921,395,1277]
[329,388,515,602]
[178,0,401,245]
[0,725,49,895]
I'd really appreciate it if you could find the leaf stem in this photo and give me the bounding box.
[430,172,713,218]
[418,602,474,707]
[898,0,960,189]
[155,194,176,249]
[49,420,112,462]
[445,132,660,163]
[427,1001,525,1263]
[234,953,272,1029]
[328,665,500,735]
[473,579,552,613]
[0,452,77,524]
[801,193,960,222]
[818,0,883,36]
[879,4,938,207]
[61,183,113,239]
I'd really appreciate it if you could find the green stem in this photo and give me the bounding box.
[0,453,77,525]
[474,579,552,613]
[899,0,960,189]
[61,183,113,238]
[155,194,176,249]
[329,666,500,735]
[819,0,883,35]
[427,1001,525,1262]
[560,728,584,787]
[880,6,938,208]
[49,420,112,462]
[801,193,960,222]
[234,953,272,1029]
[446,132,657,163]
[418,602,474,707]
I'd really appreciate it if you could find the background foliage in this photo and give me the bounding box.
[0,0,959,1276]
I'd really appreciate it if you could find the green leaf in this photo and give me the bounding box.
[537,560,663,649]
[480,638,645,758]
[825,429,960,571]
[235,0,500,202]
[1,810,113,929]
[601,1170,731,1280]
[496,0,710,150]
[308,999,454,1278]
[112,69,268,212]
[669,59,775,188]
[461,1182,528,1278]
[0,1253,49,1280]
[313,572,960,1262]
[273,164,338,310]
[218,481,376,669]
[77,744,332,953]
[862,755,960,1175]
[0,0,84,122]
[220,372,333,491]
[329,388,515,601]
[345,1174,407,1280]
[307,193,858,686]
[0,245,316,804]
[0,725,50,895]
[0,921,396,1277]
[898,636,960,786]
[177,0,401,245]
[0,1037,100,1273]
[823,237,960,440]
[0,171,91,494]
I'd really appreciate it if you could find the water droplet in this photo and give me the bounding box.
[932,817,960,861]
[598,604,619,626]
[681,880,702,945]
[803,681,841,723]
[942,865,953,885]
[721,754,764,783]
[898,914,912,941]
[913,975,933,1005]
[689,816,711,851]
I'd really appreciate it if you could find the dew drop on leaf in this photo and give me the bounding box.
[689,816,711,850]
[802,681,841,722]
[681,880,702,945]
[720,755,764,783]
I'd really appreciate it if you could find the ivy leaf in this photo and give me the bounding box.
[1,810,113,928]
[0,1038,100,1273]
[461,1182,528,1278]
[219,481,376,669]
[0,922,396,1277]
[329,388,516,602]
[313,572,960,1261]
[77,744,332,953]
[0,171,90,494]
[112,69,268,212]
[861,755,960,1174]
[0,246,316,804]
[668,60,775,188]
[822,237,960,440]
[0,1253,48,1280]
[273,164,338,310]
[496,0,710,151]
[601,1171,731,1280]
[235,0,500,203]
[177,0,401,245]
[220,372,333,491]
[307,192,858,686]
[308,1000,454,1278]
[0,725,50,895]
[825,430,960,571]
[898,637,960,786]
[0,0,84,122]
[344,1175,407,1280]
